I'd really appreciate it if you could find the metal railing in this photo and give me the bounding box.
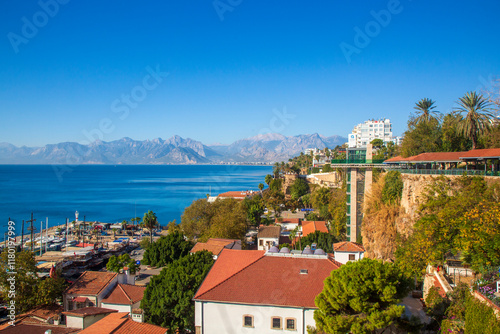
[384,168,500,177]
[330,159,386,164]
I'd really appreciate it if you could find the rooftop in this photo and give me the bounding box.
[257,225,281,239]
[190,238,241,256]
[102,284,146,305]
[301,221,328,237]
[63,306,118,317]
[333,241,366,253]
[79,312,167,334]
[194,249,340,308]
[64,271,118,296]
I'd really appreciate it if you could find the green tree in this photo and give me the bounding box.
[400,117,442,157]
[297,231,337,253]
[413,98,440,124]
[106,253,139,274]
[290,178,309,200]
[142,232,193,267]
[244,195,265,226]
[454,91,495,149]
[370,138,384,149]
[181,198,248,242]
[258,182,264,194]
[35,275,68,306]
[322,164,333,173]
[313,258,412,334]
[0,250,38,314]
[142,210,158,244]
[265,174,273,186]
[381,171,403,204]
[441,113,471,152]
[141,251,214,333]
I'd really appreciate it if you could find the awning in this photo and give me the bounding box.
[73,297,89,303]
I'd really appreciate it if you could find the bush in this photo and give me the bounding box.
[381,171,403,204]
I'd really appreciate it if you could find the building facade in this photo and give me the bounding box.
[348,118,392,148]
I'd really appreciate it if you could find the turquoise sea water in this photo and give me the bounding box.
[0,165,272,236]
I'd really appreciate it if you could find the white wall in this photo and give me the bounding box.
[257,237,279,251]
[195,301,316,334]
[334,251,363,265]
[100,303,131,313]
[66,315,84,329]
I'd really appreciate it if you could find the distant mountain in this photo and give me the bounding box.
[209,133,346,162]
[0,133,347,164]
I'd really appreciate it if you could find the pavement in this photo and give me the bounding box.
[400,295,431,324]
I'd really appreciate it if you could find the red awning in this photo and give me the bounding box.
[73,297,89,303]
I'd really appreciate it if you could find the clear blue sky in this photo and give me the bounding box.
[1,0,499,147]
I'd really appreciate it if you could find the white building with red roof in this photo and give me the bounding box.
[333,241,365,264]
[193,249,341,333]
[101,284,146,316]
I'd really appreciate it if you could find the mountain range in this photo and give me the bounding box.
[0,133,347,164]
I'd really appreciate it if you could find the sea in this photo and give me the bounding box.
[0,164,272,236]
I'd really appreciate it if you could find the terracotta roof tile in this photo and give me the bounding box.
[257,226,281,238]
[195,252,340,308]
[459,148,500,159]
[384,148,500,163]
[65,271,117,296]
[190,243,225,256]
[79,312,167,334]
[333,241,365,252]
[24,304,63,320]
[63,306,118,317]
[301,221,328,237]
[102,284,146,305]
[217,191,254,199]
[275,218,301,225]
[195,249,265,298]
[0,323,79,334]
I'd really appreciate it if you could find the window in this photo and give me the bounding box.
[286,318,296,330]
[349,254,355,261]
[271,317,282,329]
[243,315,253,328]
[259,239,263,246]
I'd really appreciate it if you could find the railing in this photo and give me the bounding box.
[330,159,386,164]
[385,168,500,177]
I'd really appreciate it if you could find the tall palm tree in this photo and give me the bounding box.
[413,98,440,124]
[454,91,495,149]
[142,210,158,244]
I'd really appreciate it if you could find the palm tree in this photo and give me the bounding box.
[454,91,495,149]
[142,210,158,244]
[413,98,440,124]
[258,183,264,195]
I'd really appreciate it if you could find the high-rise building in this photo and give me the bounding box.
[348,118,393,148]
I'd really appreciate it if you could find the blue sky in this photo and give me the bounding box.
[1,0,499,147]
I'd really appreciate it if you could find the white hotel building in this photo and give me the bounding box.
[348,118,393,148]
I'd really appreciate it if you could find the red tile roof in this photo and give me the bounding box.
[194,249,340,308]
[275,218,301,225]
[190,243,225,256]
[384,148,500,163]
[0,323,79,334]
[63,307,118,317]
[217,191,254,199]
[79,312,166,334]
[459,148,500,159]
[333,241,365,252]
[23,304,63,321]
[257,226,281,239]
[190,238,240,256]
[195,249,265,297]
[102,284,146,305]
[65,271,117,296]
[301,221,328,237]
